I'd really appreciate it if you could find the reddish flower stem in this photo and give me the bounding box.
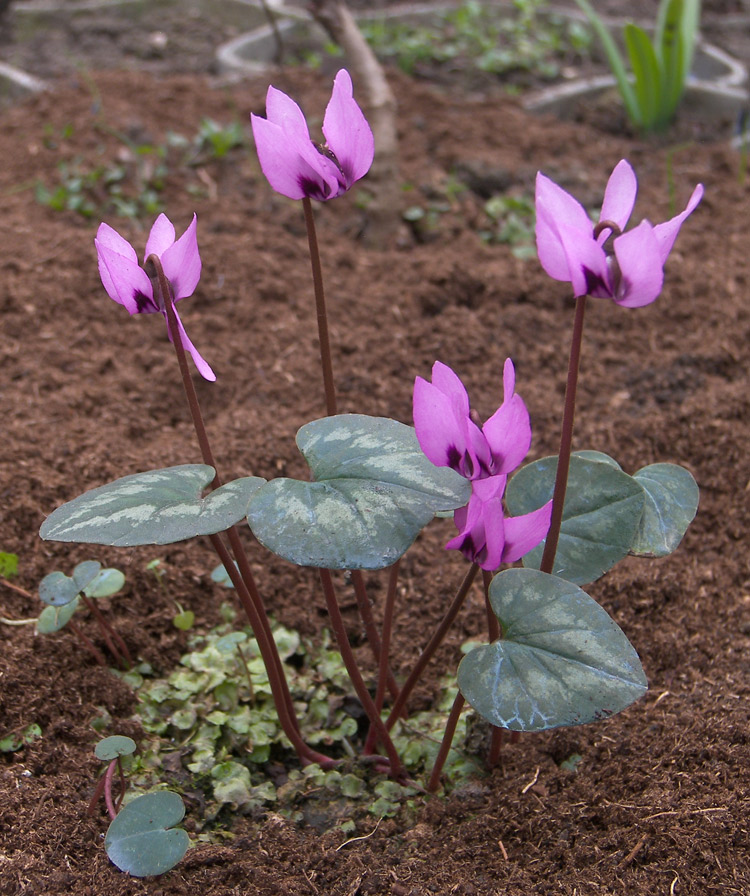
[318,569,403,778]
[81,595,130,668]
[383,563,479,733]
[103,758,117,820]
[67,619,107,666]
[302,196,337,417]
[540,296,588,575]
[427,691,465,793]
[352,568,400,702]
[482,569,504,768]
[149,254,333,768]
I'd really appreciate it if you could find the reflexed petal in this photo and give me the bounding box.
[96,241,156,315]
[483,394,531,475]
[554,220,611,298]
[535,173,596,285]
[599,159,637,236]
[652,183,704,264]
[95,222,138,263]
[446,477,507,570]
[502,500,553,563]
[161,214,201,300]
[612,221,664,308]
[265,85,313,142]
[322,69,374,187]
[165,303,216,382]
[145,213,176,260]
[251,114,339,201]
[482,359,531,475]
[430,360,470,418]
[414,376,477,475]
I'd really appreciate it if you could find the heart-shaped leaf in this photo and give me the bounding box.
[40,466,265,547]
[247,415,470,569]
[457,568,647,731]
[37,596,80,633]
[95,735,136,761]
[505,454,645,584]
[105,791,189,877]
[84,567,126,598]
[39,571,83,607]
[630,463,699,557]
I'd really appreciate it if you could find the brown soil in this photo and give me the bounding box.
[1,4,749,895]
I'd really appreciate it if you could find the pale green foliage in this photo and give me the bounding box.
[131,608,482,824]
[360,0,591,83]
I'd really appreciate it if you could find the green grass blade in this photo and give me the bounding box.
[573,0,640,127]
[624,24,662,131]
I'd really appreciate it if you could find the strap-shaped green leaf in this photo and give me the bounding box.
[105,791,189,877]
[247,414,470,569]
[505,454,645,584]
[574,0,640,126]
[457,568,647,731]
[624,23,662,130]
[40,465,265,547]
[630,463,699,557]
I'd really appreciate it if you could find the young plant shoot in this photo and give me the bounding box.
[38,68,704,872]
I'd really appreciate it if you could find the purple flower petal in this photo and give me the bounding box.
[251,113,340,201]
[144,213,176,260]
[322,69,374,187]
[652,183,704,264]
[413,374,487,478]
[554,219,611,298]
[161,214,201,300]
[482,359,532,475]
[598,159,637,237]
[612,221,665,308]
[446,476,507,570]
[165,302,216,382]
[502,500,553,564]
[95,239,156,315]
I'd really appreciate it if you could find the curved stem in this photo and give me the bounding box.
[482,570,504,768]
[150,255,331,766]
[302,196,337,417]
[103,759,117,820]
[67,619,107,667]
[540,295,588,575]
[352,569,399,702]
[81,595,129,668]
[384,563,479,733]
[427,691,465,793]
[318,569,403,778]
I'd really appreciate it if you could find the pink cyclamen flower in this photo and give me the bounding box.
[95,214,215,381]
[535,159,703,308]
[251,69,374,202]
[413,360,551,570]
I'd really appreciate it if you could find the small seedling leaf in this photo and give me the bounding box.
[40,465,266,546]
[0,552,19,578]
[247,415,470,569]
[0,723,42,752]
[84,567,126,598]
[173,610,195,631]
[104,791,189,877]
[457,568,647,730]
[37,596,80,632]
[95,735,136,761]
[505,454,644,584]
[630,463,699,557]
[39,571,81,607]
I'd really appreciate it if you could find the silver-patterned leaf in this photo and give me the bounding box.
[40,466,265,546]
[247,415,470,569]
[457,568,647,731]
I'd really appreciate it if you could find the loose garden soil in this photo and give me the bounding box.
[1,2,749,894]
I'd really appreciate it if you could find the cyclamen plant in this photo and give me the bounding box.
[40,69,703,860]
